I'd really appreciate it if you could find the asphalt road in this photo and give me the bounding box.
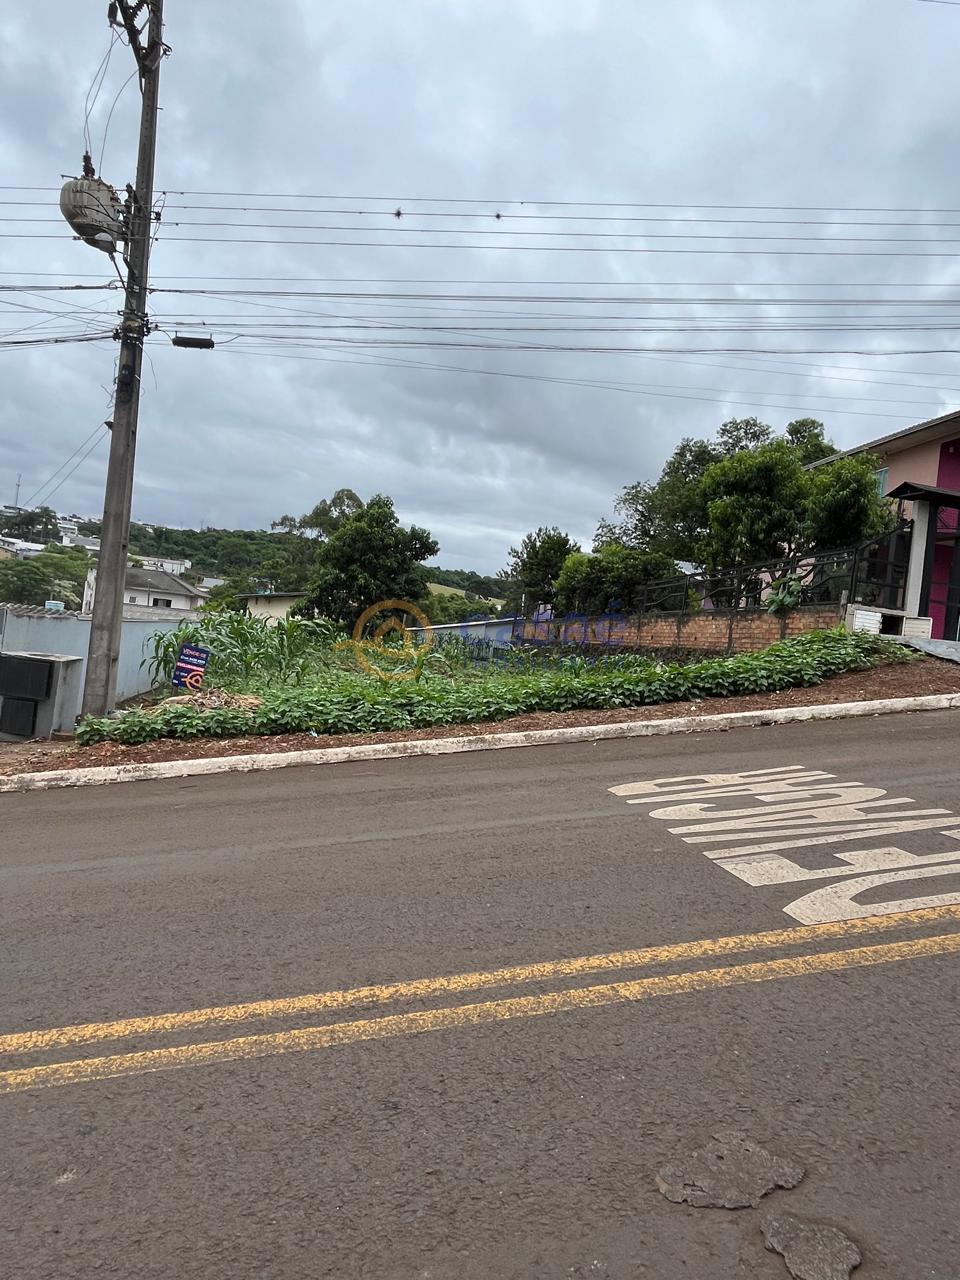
[3,712,960,1279]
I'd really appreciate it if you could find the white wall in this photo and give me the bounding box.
[246,596,302,620]
[0,606,198,730]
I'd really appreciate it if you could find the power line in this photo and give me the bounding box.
[0,332,114,350]
[82,31,119,157]
[32,431,108,510]
[14,271,960,287]
[21,197,960,231]
[72,232,960,257]
[214,342,940,421]
[14,185,960,214]
[23,423,109,508]
[98,66,140,173]
[154,190,960,214]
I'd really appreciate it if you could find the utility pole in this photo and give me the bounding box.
[13,474,21,508]
[82,0,165,716]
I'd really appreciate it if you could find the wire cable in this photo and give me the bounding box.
[23,423,109,508]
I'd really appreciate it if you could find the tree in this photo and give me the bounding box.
[698,440,809,568]
[300,495,438,625]
[426,566,504,599]
[215,535,261,575]
[0,544,88,608]
[501,526,580,612]
[0,505,60,542]
[0,559,54,605]
[595,438,724,558]
[804,454,892,549]
[554,545,679,615]
[595,416,847,568]
[786,418,835,466]
[716,416,773,454]
[271,489,365,593]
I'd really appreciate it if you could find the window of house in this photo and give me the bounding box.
[874,466,889,496]
[151,597,172,607]
[127,595,137,603]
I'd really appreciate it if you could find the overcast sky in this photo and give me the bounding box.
[3,0,960,572]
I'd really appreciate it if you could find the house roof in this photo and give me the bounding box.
[237,591,306,600]
[0,603,86,618]
[811,407,960,467]
[124,566,205,596]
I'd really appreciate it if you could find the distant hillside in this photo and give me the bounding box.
[427,581,506,608]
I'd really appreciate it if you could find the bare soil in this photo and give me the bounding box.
[2,656,958,777]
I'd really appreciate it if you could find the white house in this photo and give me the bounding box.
[0,536,46,560]
[136,555,193,575]
[83,565,207,613]
[238,591,305,620]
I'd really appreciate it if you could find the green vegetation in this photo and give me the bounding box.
[593,416,891,571]
[0,543,88,608]
[144,612,338,687]
[554,546,679,615]
[500,526,580,614]
[75,628,911,747]
[0,505,61,543]
[425,567,505,599]
[298,495,439,625]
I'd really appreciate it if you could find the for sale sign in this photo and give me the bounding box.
[172,643,210,691]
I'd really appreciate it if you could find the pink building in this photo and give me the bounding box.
[832,409,960,640]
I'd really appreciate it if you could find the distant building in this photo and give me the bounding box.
[238,591,305,620]
[83,565,207,613]
[65,534,100,554]
[0,537,46,560]
[136,555,192,575]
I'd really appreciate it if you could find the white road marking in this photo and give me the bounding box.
[784,863,960,924]
[611,766,960,923]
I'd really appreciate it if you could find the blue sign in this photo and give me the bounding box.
[172,643,210,691]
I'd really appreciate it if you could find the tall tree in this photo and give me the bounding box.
[271,489,366,593]
[501,526,580,612]
[698,440,809,568]
[716,416,773,454]
[595,416,848,567]
[804,454,892,549]
[300,495,438,625]
[785,418,835,466]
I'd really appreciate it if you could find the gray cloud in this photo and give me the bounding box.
[3,0,960,571]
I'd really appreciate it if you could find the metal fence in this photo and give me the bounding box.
[512,525,911,650]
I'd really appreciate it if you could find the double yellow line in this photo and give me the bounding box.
[3,906,959,1096]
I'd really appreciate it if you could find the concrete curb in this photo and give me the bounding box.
[2,692,960,794]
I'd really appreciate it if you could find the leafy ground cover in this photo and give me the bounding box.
[75,627,913,747]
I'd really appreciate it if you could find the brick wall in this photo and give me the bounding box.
[517,603,843,654]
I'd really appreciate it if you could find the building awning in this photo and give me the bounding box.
[887,481,960,510]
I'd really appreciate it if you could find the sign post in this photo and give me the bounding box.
[172,643,210,692]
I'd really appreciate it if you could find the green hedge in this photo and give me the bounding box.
[75,629,912,747]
